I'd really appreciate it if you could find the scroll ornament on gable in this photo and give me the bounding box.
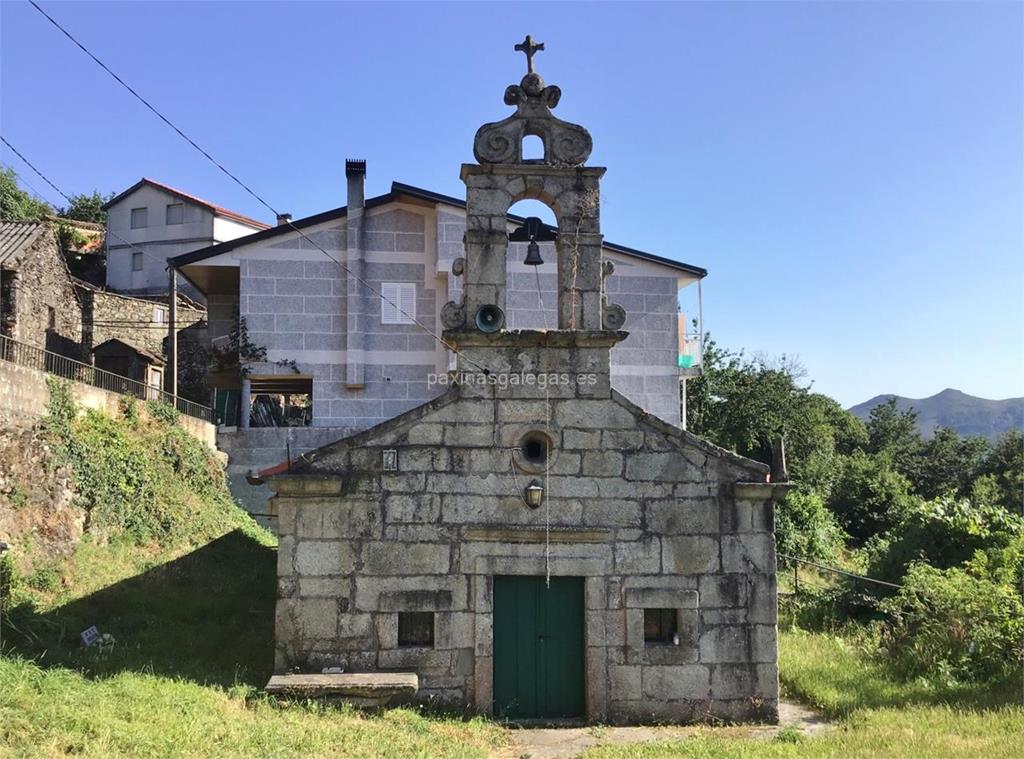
[473,36,593,167]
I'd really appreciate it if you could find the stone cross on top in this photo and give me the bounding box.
[514,35,544,74]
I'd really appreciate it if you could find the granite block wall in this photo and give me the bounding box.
[268,336,782,724]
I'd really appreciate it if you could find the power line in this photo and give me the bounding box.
[1,136,159,271]
[28,0,490,376]
[1,162,60,208]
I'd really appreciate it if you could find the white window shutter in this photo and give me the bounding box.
[381,283,399,324]
[398,283,416,324]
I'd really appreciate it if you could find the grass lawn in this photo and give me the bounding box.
[580,630,1023,759]
[1,530,1019,758]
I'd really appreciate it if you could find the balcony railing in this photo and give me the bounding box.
[0,333,212,422]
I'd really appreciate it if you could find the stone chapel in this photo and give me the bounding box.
[266,38,787,724]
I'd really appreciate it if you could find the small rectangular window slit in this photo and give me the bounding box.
[643,608,679,645]
[398,612,434,648]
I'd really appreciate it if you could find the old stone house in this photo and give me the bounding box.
[264,42,786,724]
[0,221,82,357]
[75,278,206,360]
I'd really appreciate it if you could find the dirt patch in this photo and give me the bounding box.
[490,700,832,759]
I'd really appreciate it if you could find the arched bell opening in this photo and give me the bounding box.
[507,199,558,330]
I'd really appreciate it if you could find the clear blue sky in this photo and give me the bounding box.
[2,1,1021,407]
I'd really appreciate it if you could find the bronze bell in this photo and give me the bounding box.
[509,216,556,267]
[523,239,544,266]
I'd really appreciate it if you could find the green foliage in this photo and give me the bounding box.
[209,317,267,378]
[8,483,28,509]
[828,450,919,543]
[865,399,922,479]
[40,379,240,544]
[118,395,139,424]
[685,336,866,485]
[866,494,1023,585]
[54,220,89,253]
[776,489,846,564]
[912,426,990,500]
[58,190,113,224]
[878,541,1024,684]
[977,429,1024,512]
[0,167,52,221]
[146,398,180,426]
[43,377,78,456]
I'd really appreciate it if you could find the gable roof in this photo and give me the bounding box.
[92,337,164,365]
[167,181,707,278]
[102,178,270,230]
[0,221,52,267]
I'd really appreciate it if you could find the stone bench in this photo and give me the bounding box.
[265,673,418,708]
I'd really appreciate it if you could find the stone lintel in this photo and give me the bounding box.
[625,587,699,609]
[443,328,626,349]
[733,482,795,501]
[460,163,607,182]
[463,526,611,544]
[268,474,345,497]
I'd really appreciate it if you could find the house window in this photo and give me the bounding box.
[132,252,144,271]
[397,612,434,647]
[380,282,415,325]
[152,306,166,324]
[165,203,184,225]
[130,207,148,229]
[643,609,678,645]
[47,306,56,330]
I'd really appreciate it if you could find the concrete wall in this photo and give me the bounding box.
[106,183,264,296]
[106,185,216,293]
[268,335,780,725]
[0,359,215,446]
[220,200,687,431]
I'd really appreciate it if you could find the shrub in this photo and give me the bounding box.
[878,539,1024,685]
[776,489,846,563]
[119,395,139,424]
[866,494,1023,586]
[828,450,919,543]
[146,399,180,426]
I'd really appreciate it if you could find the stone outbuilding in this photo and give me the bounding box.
[266,39,787,724]
[0,221,83,357]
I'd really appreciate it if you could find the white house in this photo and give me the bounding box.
[169,164,705,517]
[102,178,269,298]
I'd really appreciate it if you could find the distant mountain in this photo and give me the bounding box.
[848,389,1024,441]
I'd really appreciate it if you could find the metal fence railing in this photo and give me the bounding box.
[0,333,212,422]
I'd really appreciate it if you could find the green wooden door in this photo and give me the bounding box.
[492,575,585,719]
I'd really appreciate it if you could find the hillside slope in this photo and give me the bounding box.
[849,388,1024,440]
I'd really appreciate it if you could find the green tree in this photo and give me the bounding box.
[776,488,846,563]
[913,426,990,500]
[829,449,919,542]
[686,335,866,490]
[0,167,52,221]
[865,398,922,477]
[977,429,1024,513]
[58,190,113,224]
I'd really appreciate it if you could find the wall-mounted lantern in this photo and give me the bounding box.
[524,479,544,509]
